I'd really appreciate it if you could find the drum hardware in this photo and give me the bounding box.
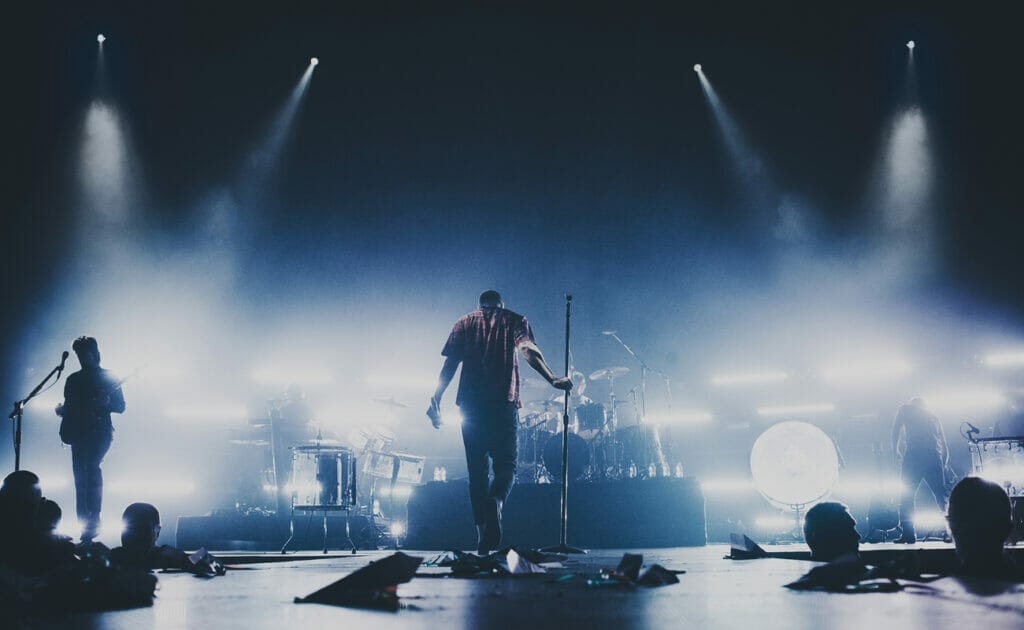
[588,366,630,381]
[749,421,840,542]
[280,443,358,554]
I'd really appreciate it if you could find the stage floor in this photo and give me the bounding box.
[33,544,1024,629]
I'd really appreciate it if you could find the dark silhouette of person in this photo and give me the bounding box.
[891,397,949,543]
[947,477,1023,580]
[55,336,125,543]
[803,501,861,562]
[0,471,43,559]
[0,472,76,576]
[429,290,572,554]
[110,503,223,575]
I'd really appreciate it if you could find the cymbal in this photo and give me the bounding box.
[589,366,629,381]
[373,396,409,409]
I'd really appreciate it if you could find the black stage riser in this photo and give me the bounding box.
[405,478,706,550]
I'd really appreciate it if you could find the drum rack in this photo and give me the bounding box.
[280,503,358,554]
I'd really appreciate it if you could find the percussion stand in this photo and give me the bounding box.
[542,294,587,554]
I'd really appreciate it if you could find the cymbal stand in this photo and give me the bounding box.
[605,332,672,472]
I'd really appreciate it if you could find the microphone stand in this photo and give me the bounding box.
[541,294,586,554]
[605,333,672,472]
[8,356,67,472]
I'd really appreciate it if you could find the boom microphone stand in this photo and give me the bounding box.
[8,351,69,472]
[604,332,671,471]
[541,294,586,554]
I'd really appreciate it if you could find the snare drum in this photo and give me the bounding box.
[290,445,355,507]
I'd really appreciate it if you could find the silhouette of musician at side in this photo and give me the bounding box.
[55,336,125,543]
[891,396,948,543]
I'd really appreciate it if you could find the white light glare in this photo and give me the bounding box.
[906,40,915,50]
[819,357,912,386]
[364,372,436,389]
[711,371,788,386]
[833,477,907,498]
[163,404,249,421]
[376,485,414,499]
[97,34,106,44]
[756,403,835,417]
[390,521,406,537]
[57,520,124,543]
[700,478,753,494]
[912,510,946,531]
[107,479,195,497]
[754,514,794,531]
[648,410,713,426]
[693,63,702,73]
[921,388,1006,414]
[251,366,333,386]
[984,351,1024,368]
[310,57,319,66]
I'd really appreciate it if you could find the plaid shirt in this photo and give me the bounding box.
[442,307,535,408]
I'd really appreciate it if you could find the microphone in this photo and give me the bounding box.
[58,351,69,371]
[965,421,981,435]
[602,330,617,336]
[565,293,573,302]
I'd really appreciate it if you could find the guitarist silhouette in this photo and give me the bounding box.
[54,336,125,543]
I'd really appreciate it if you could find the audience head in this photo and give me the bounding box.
[72,335,101,367]
[35,498,62,534]
[804,501,860,562]
[0,470,43,522]
[121,502,162,551]
[947,476,1012,565]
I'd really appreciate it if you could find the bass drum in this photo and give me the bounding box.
[542,432,589,482]
[749,421,839,508]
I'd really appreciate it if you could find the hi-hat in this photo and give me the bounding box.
[589,366,630,381]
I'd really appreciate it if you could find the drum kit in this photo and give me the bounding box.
[517,365,667,483]
[230,394,425,550]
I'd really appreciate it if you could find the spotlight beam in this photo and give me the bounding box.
[695,67,772,202]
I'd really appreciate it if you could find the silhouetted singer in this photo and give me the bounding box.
[429,290,571,555]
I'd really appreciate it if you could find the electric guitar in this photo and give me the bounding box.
[58,367,140,445]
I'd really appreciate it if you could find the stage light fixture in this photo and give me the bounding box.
[390,521,406,537]
[693,64,702,73]
[906,40,915,50]
[750,421,839,508]
[310,57,319,66]
[97,34,106,44]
